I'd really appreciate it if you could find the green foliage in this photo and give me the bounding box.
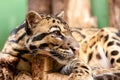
[0,0,27,50]
[91,0,109,28]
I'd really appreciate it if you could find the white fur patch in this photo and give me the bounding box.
[97,42,111,68]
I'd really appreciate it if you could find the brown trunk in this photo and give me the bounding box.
[28,0,52,14]
[32,55,52,80]
[109,0,120,29]
[52,0,65,15]
[32,54,68,80]
[64,0,96,27]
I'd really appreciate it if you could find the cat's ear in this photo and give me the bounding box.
[56,11,64,18]
[25,11,42,35]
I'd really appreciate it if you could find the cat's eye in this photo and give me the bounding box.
[53,30,61,36]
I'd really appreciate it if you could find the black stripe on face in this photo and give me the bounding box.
[39,43,49,49]
[50,51,65,60]
[13,49,30,54]
[29,45,37,50]
[32,33,49,41]
[10,23,25,35]
[16,33,26,43]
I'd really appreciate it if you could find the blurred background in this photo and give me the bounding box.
[0,0,119,50]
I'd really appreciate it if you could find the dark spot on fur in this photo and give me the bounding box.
[90,42,96,48]
[96,53,102,59]
[112,37,120,42]
[79,70,84,74]
[26,38,30,43]
[78,74,82,76]
[104,35,109,42]
[75,70,78,73]
[81,65,89,70]
[107,41,114,47]
[88,52,93,63]
[85,70,89,74]
[57,21,60,23]
[13,49,30,54]
[116,58,120,63]
[52,20,55,23]
[115,30,120,37]
[39,43,48,49]
[76,63,80,66]
[74,67,78,69]
[100,35,103,38]
[95,45,97,49]
[111,58,115,64]
[16,33,26,43]
[32,33,49,41]
[29,45,37,50]
[111,50,119,56]
[101,29,104,32]
[106,51,108,57]
[116,42,120,47]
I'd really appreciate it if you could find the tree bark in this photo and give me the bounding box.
[64,0,96,27]
[52,0,65,15]
[28,0,52,14]
[32,54,68,80]
[109,0,120,29]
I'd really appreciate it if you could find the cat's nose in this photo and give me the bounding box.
[70,47,79,54]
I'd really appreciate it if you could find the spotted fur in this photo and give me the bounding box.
[1,11,79,79]
[63,27,120,80]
